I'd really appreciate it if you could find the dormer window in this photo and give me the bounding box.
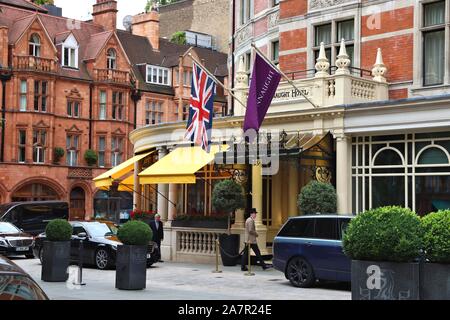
[107,49,117,69]
[146,65,171,86]
[29,34,41,57]
[62,34,79,69]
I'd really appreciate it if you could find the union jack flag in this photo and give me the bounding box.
[185,63,216,152]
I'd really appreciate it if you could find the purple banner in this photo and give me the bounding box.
[243,53,281,133]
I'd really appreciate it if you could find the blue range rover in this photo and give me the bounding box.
[273,215,354,288]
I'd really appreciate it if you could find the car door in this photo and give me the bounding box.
[70,224,87,261]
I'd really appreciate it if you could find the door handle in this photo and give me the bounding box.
[306,242,313,247]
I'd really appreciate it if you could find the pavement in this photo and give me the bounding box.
[12,257,351,300]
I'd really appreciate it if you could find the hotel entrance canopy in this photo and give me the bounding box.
[139,145,228,185]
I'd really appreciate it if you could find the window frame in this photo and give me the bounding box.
[18,130,26,163]
[145,100,164,125]
[107,49,117,70]
[29,34,41,57]
[66,134,79,167]
[98,136,106,167]
[111,136,124,167]
[112,91,124,121]
[33,80,48,113]
[20,80,27,112]
[99,90,107,120]
[146,65,172,86]
[62,46,78,69]
[32,129,47,164]
[67,100,81,118]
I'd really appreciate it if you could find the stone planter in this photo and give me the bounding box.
[219,234,240,266]
[171,220,228,229]
[420,263,450,300]
[115,245,147,290]
[351,260,420,300]
[41,241,70,282]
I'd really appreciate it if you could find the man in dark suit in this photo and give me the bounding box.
[150,214,164,262]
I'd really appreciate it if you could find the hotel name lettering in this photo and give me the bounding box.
[273,88,310,102]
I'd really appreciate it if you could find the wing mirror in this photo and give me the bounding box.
[77,232,87,238]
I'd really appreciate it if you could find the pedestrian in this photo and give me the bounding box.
[241,208,272,271]
[150,214,164,262]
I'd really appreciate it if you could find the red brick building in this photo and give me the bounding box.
[0,0,227,220]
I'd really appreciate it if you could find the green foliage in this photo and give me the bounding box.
[45,219,72,242]
[297,181,337,214]
[343,206,423,262]
[146,0,182,12]
[84,149,98,166]
[53,147,65,163]
[170,31,186,45]
[34,0,54,5]
[117,221,153,246]
[212,180,245,213]
[422,210,450,263]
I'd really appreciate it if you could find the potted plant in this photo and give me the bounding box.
[297,180,337,215]
[212,179,246,266]
[343,206,423,300]
[115,220,153,290]
[53,147,65,164]
[420,210,450,300]
[84,149,98,167]
[41,219,72,282]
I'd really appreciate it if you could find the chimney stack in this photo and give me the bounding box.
[92,0,118,31]
[132,8,160,51]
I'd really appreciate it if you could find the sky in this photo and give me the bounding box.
[54,0,149,30]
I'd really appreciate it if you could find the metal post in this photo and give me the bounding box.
[212,239,222,274]
[73,237,86,286]
[245,242,255,276]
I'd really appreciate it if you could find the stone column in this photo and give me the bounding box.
[167,183,178,223]
[133,160,142,210]
[157,147,169,221]
[336,134,352,215]
[288,161,299,217]
[252,162,268,255]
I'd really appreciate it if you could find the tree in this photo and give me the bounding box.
[146,0,183,12]
[170,31,186,45]
[297,181,337,215]
[212,180,246,234]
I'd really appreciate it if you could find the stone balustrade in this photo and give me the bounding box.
[13,55,57,73]
[94,68,130,85]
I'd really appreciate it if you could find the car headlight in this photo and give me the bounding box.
[111,245,117,250]
[0,239,8,247]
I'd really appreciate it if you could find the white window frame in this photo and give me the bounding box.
[107,49,117,70]
[66,135,79,167]
[18,130,26,163]
[29,34,41,57]
[98,136,106,168]
[146,65,172,86]
[20,80,27,111]
[99,90,107,120]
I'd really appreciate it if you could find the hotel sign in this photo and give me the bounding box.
[272,87,311,104]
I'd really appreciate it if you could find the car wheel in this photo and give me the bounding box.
[25,254,35,259]
[286,257,315,288]
[39,248,44,264]
[95,248,110,270]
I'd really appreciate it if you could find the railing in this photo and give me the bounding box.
[13,55,57,73]
[176,229,222,256]
[94,69,130,85]
[330,66,372,79]
[67,168,93,179]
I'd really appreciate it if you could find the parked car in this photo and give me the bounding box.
[273,215,354,288]
[0,201,69,236]
[33,221,160,270]
[0,222,35,259]
[0,255,49,300]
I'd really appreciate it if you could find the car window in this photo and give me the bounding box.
[338,218,351,240]
[314,218,338,240]
[278,219,314,238]
[86,223,113,237]
[72,226,86,236]
[0,223,19,234]
[0,275,47,300]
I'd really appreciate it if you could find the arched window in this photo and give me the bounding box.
[29,34,41,57]
[418,147,449,165]
[374,148,403,166]
[107,49,116,69]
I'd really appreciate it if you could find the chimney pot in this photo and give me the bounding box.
[92,0,118,31]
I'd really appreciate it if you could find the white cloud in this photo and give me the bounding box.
[54,0,149,30]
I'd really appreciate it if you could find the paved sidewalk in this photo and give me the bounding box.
[13,258,350,300]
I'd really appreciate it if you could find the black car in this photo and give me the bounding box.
[33,221,160,270]
[0,255,49,300]
[0,222,35,259]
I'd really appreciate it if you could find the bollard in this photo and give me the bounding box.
[73,236,86,286]
[244,242,255,276]
[212,238,223,273]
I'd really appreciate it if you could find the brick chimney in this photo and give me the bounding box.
[92,0,118,31]
[132,8,160,51]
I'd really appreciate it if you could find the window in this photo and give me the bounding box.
[277,218,314,238]
[20,80,27,111]
[66,134,79,167]
[182,103,190,121]
[111,136,123,166]
[99,90,107,120]
[32,129,46,164]
[67,101,80,118]
[112,92,124,120]
[34,81,48,112]
[107,49,117,69]
[63,46,78,68]
[183,70,191,86]
[29,34,41,57]
[313,19,355,68]
[18,130,26,163]
[146,65,171,86]
[271,40,279,66]
[314,218,338,240]
[98,136,106,167]
[422,1,445,86]
[145,100,163,125]
[240,0,253,25]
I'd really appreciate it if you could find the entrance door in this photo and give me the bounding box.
[70,187,86,221]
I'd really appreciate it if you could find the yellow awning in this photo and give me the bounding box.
[139,145,228,185]
[93,152,153,188]
[118,175,134,192]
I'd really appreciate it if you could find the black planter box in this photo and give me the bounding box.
[172,220,228,229]
[420,263,450,300]
[351,260,420,300]
[115,245,147,290]
[219,234,240,266]
[41,241,70,282]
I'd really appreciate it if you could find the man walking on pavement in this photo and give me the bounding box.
[241,208,272,271]
[150,214,164,262]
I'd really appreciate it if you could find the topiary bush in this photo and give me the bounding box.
[297,180,337,215]
[117,220,153,246]
[422,210,450,264]
[84,149,98,166]
[45,219,72,242]
[212,180,245,213]
[343,206,423,262]
[53,147,65,164]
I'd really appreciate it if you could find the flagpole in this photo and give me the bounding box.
[187,52,247,110]
[250,43,318,109]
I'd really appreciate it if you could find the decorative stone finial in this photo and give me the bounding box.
[235,56,248,87]
[372,48,387,83]
[335,39,351,75]
[315,42,330,78]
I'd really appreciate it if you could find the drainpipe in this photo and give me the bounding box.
[0,71,12,163]
[89,84,93,150]
[131,89,142,130]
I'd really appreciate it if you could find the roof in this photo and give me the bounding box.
[0,0,47,13]
[83,31,113,61]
